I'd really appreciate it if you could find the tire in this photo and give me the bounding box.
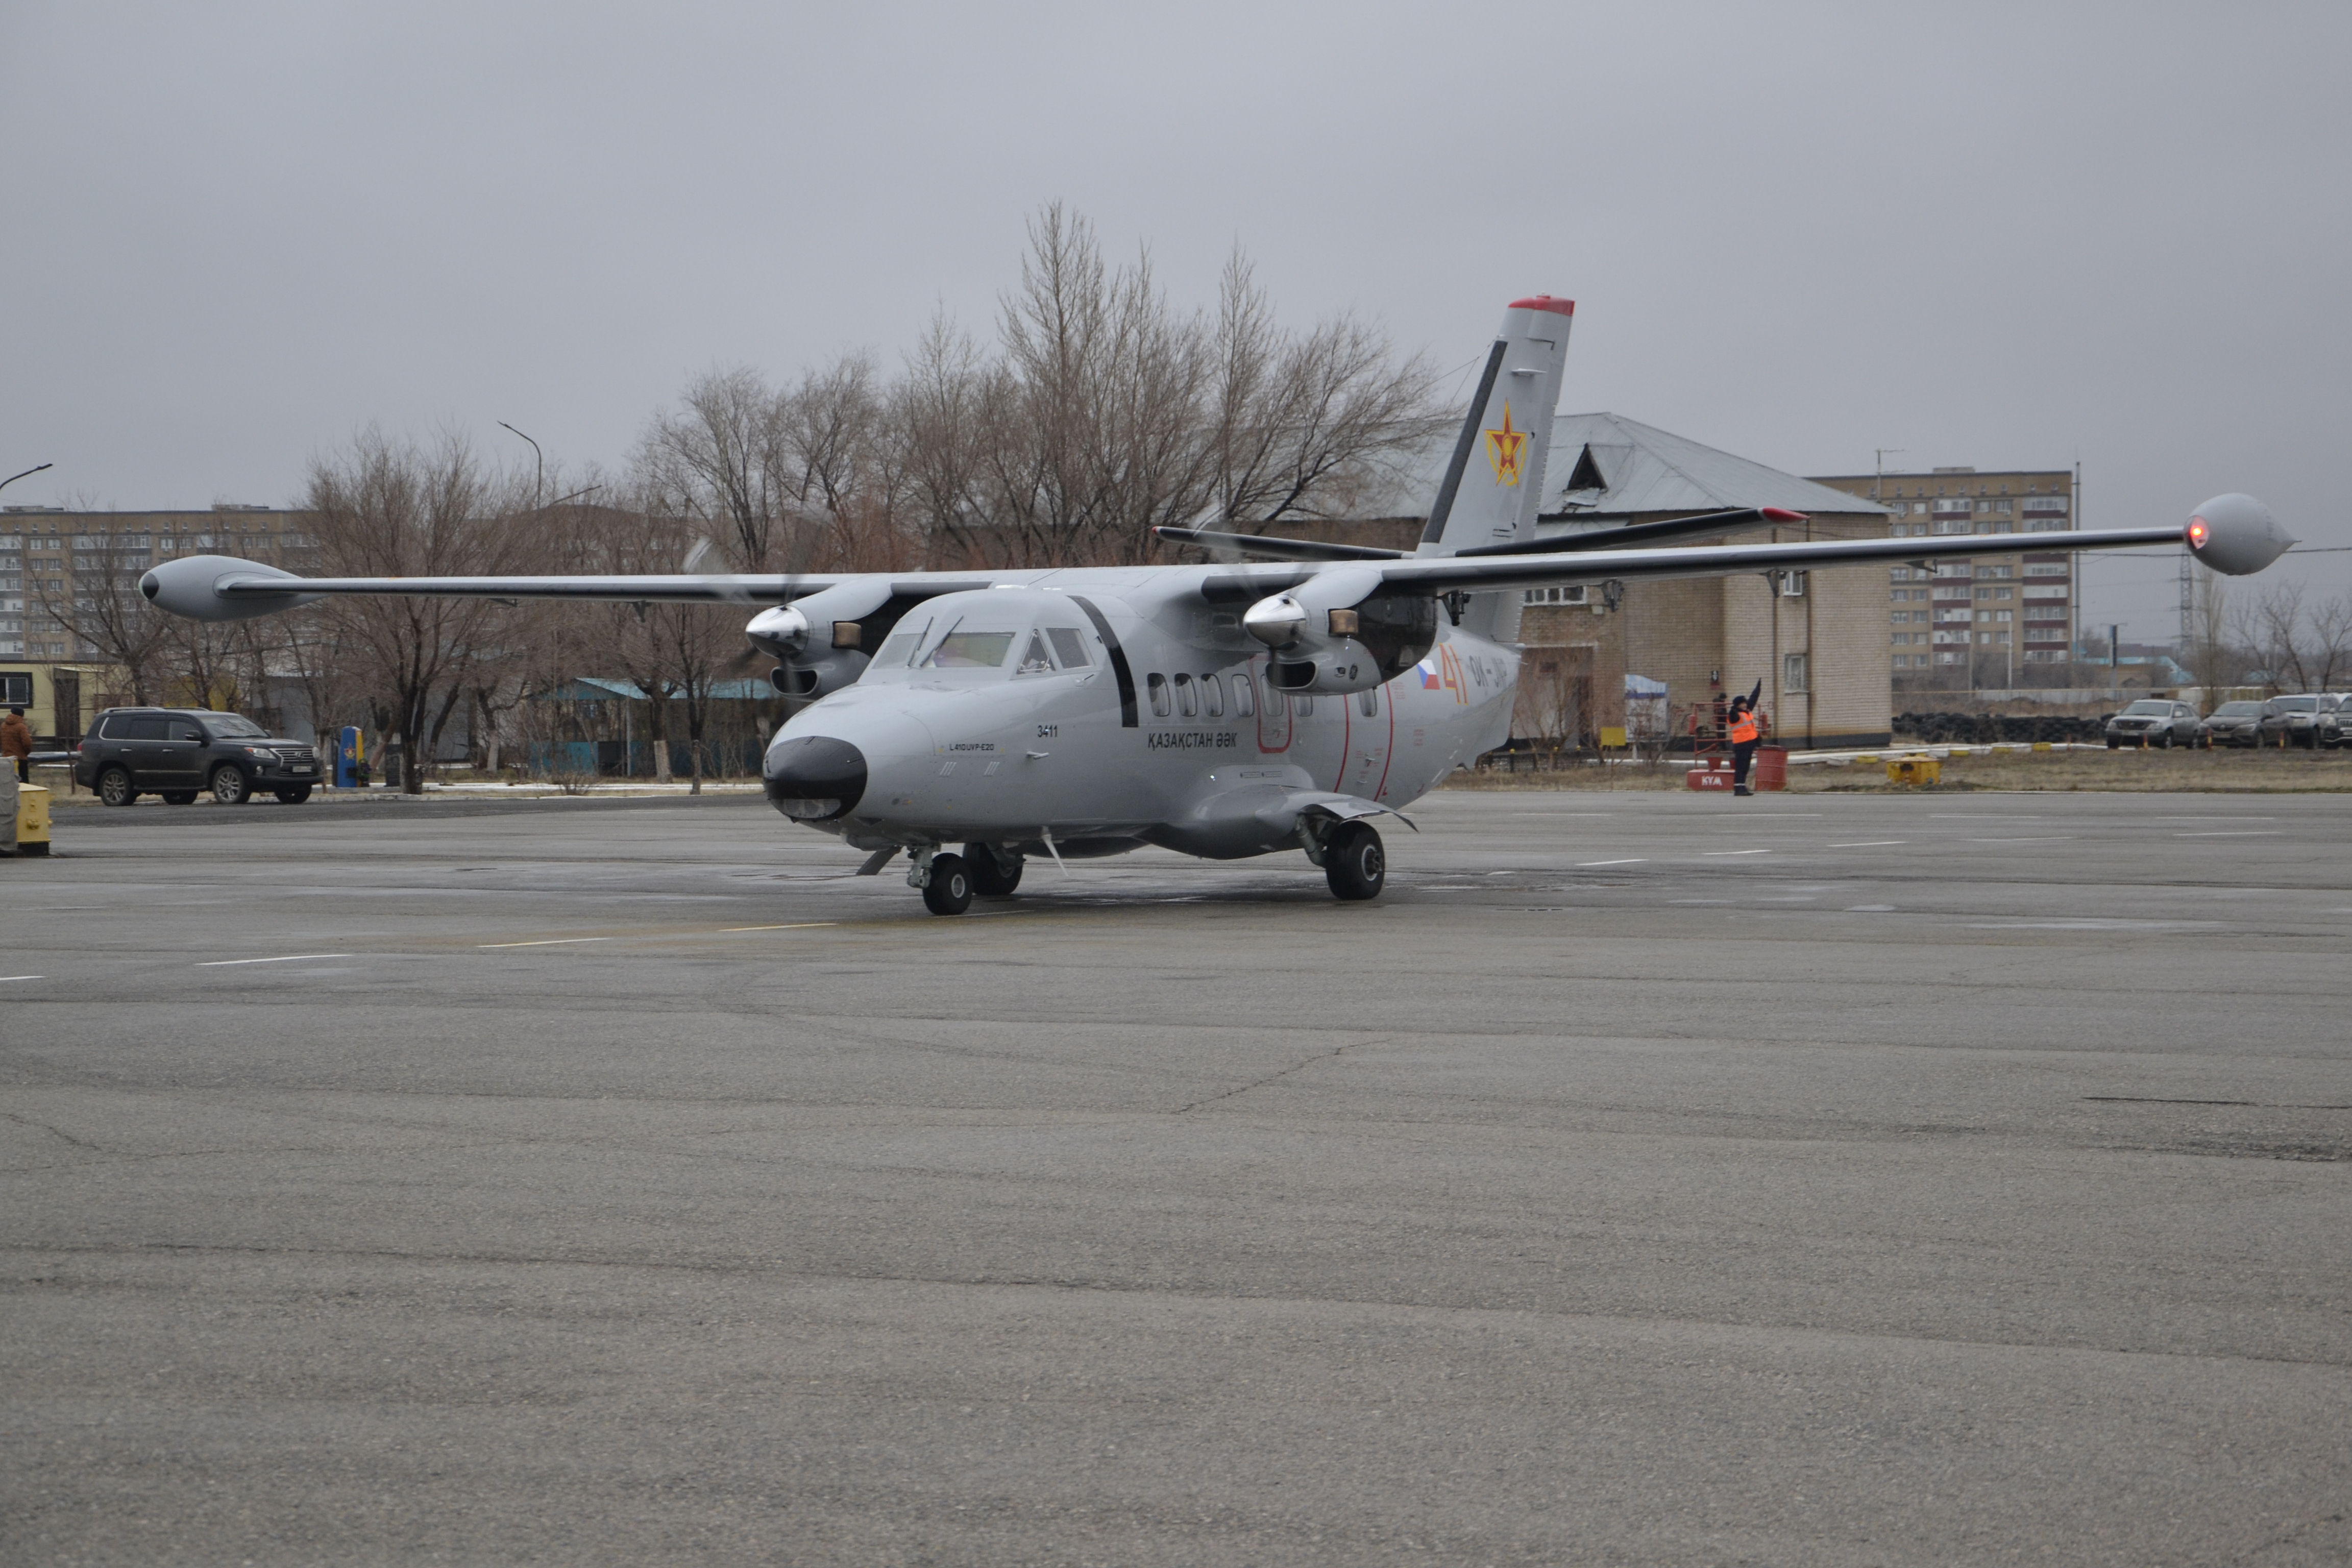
[921,852,974,915]
[274,785,313,804]
[965,843,1022,897]
[1323,820,1386,901]
[162,791,198,806]
[210,764,252,805]
[98,766,137,807]
[2105,738,2120,750]
[2157,731,2172,749]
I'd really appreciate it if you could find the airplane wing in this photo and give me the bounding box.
[1153,527,1405,563]
[1374,518,2275,592]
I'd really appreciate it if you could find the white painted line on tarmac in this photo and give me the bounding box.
[1577,858,1647,867]
[1966,836,2074,844]
[476,937,613,949]
[196,954,354,967]
[2174,830,2280,837]
[1,974,43,983]
[1830,841,1907,847]
[1703,849,1772,856]
[720,922,839,932]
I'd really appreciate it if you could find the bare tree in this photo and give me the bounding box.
[33,526,176,703]
[304,429,537,793]
[2247,582,2352,694]
[637,368,792,570]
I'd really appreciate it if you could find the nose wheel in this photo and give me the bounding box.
[919,852,974,915]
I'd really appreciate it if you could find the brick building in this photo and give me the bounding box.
[1465,414,1895,750]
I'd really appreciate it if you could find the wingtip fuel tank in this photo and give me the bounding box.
[139,554,321,622]
[2185,494,2293,576]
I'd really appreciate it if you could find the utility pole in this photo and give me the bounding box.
[1874,449,1905,506]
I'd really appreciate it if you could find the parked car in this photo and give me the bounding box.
[2197,699,2266,748]
[73,708,324,806]
[2104,698,2200,748]
[2255,694,2345,750]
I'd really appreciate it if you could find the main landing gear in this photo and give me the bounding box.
[1320,820,1386,901]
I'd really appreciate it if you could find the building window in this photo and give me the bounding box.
[1522,585,1587,605]
[1778,570,1807,598]
[1782,652,1809,693]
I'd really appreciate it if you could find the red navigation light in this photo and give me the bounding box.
[1760,507,1808,523]
[2188,517,2210,549]
[1508,296,1576,316]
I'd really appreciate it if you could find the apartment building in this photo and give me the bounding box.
[0,504,310,736]
[1806,467,2075,688]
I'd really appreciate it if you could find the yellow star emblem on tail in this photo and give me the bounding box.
[1485,401,1526,487]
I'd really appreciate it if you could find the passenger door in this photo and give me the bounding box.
[155,718,207,788]
[116,715,170,783]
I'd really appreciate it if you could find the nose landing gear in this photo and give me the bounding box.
[914,850,973,916]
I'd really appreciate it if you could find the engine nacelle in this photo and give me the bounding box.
[140,555,317,622]
[1242,569,1436,694]
[745,581,896,700]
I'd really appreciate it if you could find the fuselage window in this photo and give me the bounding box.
[1016,631,1055,674]
[1201,674,1224,718]
[1173,673,1197,717]
[1147,673,1172,718]
[1046,627,1090,667]
[1357,687,1379,718]
[1231,673,1255,717]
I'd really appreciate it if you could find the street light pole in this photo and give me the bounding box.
[1,462,54,498]
[496,424,542,509]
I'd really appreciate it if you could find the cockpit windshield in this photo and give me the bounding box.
[923,630,1016,668]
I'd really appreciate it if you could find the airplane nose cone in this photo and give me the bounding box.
[764,735,866,820]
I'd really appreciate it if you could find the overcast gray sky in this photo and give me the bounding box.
[4,1,2346,639]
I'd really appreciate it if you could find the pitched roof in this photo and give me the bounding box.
[1389,411,1888,522]
[1538,413,1889,519]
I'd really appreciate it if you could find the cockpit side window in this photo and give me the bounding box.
[1046,627,1090,668]
[1016,632,1055,675]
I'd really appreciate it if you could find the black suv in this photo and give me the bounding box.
[74,708,323,806]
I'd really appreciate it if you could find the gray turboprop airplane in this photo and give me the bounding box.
[144,296,2295,913]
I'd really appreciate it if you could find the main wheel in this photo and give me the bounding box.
[98,766,137,807]
[162,791,198,805]
[1323,820,1386,901]
[964,843,1023,896]
[921,852,974,915]
[210,764,252,805]
[274,785,313,804]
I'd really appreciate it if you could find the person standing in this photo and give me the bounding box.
[1,705,32,785]
[1728,695,1765,797]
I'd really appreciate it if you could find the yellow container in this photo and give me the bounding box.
[15,785,51,856]
[1599,726,1628,749]
[1887,757,1942,786]
[2032,741,2052,751]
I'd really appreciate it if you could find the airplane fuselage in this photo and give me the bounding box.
[763,568,1518,863]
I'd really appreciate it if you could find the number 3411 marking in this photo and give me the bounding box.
[1036,723,1059,739]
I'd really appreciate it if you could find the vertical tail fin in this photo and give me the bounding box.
[1417,297,1574,557]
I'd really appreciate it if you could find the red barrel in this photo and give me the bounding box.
[1753,746,1789,791]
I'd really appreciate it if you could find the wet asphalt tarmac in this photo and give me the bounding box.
[5,788,2348,1565]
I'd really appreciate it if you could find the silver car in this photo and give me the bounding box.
[2105,698,2199,748]
[2256,694,2345,749]
[2197,699,2265,748]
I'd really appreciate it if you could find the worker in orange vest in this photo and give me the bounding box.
[1728,695,1767,796]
